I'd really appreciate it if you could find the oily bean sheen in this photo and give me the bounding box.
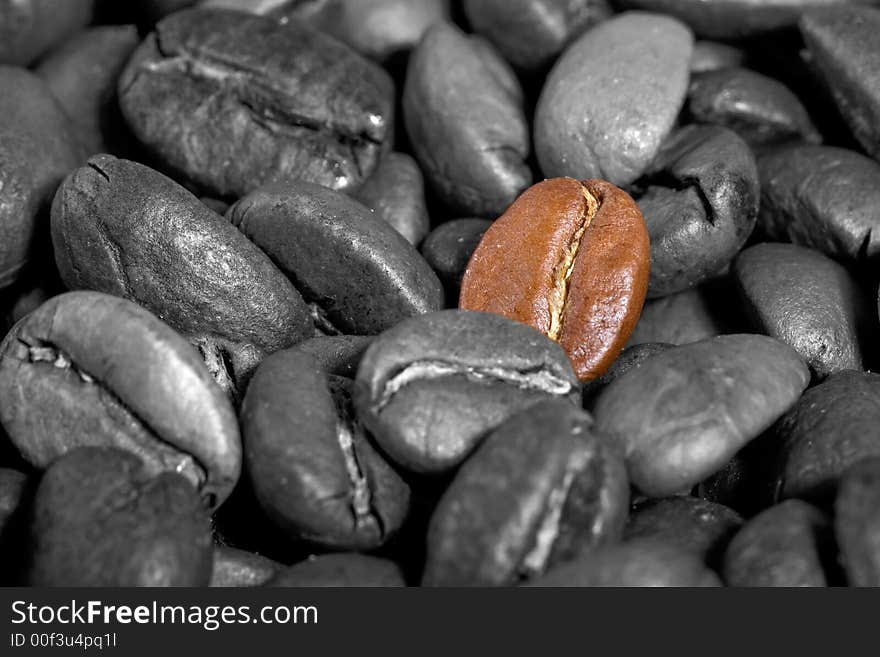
[776,371,880,504]
[209,546,281,587]
[423,400,629,586]
[631,125,759,298]
[0,67,80,291]
[835,458,880,586]
[241,349,410,550]
[734,243,870,380]
[0,0,93,65]
[624,497,743,567]
[534,12,693,187]
[421,219,493,294]
[30,447,212,586]
[51,155,311,392]
[723,500,832,587]
[353,153,431,246]
[687,68,820,146]
[460,178,650,381]
[269,554,406,587]
[228,181,444,335]
[594,334,809,497]
[0,292,242,507]
[757,144,880,264]
[353,310,580,474]
[118,8,394,198]
[614,0,878,39]
[526,539,722,587]
[403,22,531,217]
[689,41,745,73]
[36,25,140,157]
[802,7,880,162]
[462,0,611,71]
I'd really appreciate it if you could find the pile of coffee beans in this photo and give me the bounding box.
[1,0,880,588]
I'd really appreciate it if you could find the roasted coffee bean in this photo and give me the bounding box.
[353,152,431,246]
[835,457,880,586]
[689,41,745,73]
[687,68,820,146]
[118,8,394,198]
[421,219,492,296]
[241,349,410,550]
[51,155,311,393]
[30,447,212,586]
[269,553,406,587]
[776,371,880,504]
[0,67,80,291]
[0,0,93,65]
[0,292,241,507]
[535,12,693,186]
[582,342,674,409]
[723,500,832,587]
[460,178,650,381]
[595,334,809,497]
[462,0,611,71]
[36,25,140,157]
[631,125,759,298]
[734,243,872,380]
[526,539,722,587]
[404,22,531,217]
[294,335,374,379]
[757,144,880,265]
[353,310,580,474]
[802,7,880,162]
[423,400,628,586]
[210,545,281,587]
[229,181,443,335]
[625,497,743,567]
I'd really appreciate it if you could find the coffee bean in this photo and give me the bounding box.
[229,181,444,336]
[757,144,880,265]
[460,177,650,381]
[353,152,431,246]
[269,553,406,587]
[0,0,93,65]
[534,12,693,186]
[241,349,410,550]
[30,447,212,586]
[625,496,743,568]
[690,41,745,73]
[0,67,80,291]
[723,499,832,587]
[0,291,241,507]
[353,309,580,474]
[734,242,872,380]
[802,7,880,162]
[404,22,531,217]
[36,25,140,157]
[687,68,820,146]
[209,545,281,587]
[294,335,374,379]
[420,218,492,297]
[526,539,722,587]
[51,155,312,394]
[631,125,759,298]
[118,8,394,198]
[582,342,674,409]
[595,334,809,497]
[834,457,880,586]
[776,371,880,504]
[423,399,628,586]
[462,0,611,71]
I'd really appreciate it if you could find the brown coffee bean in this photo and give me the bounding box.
[459,177,650,381]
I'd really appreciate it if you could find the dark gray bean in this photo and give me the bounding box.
[835,457,880,586]
[268,553,406,587]
[403,22,531,217]
[0,292,242,507]
[228,181,444,336]
[689,40,745,73]
[353,309,581,474]
[631,125,759,297]
[595,334,809,497]
[423,399,628,586]
[734,242,872,380]
[0,0,93,65]
[582,342,674,409]
[421,218,492,296]
[118,8,394,198]
[209,545,281,587]
[29,447,212,586]
[293,335,373,379]
[534,12,693,186]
